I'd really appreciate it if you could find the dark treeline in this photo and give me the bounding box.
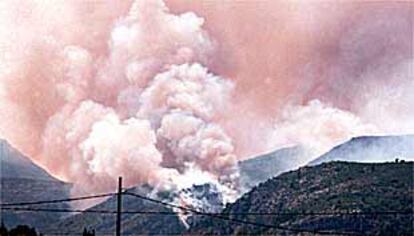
[0,221,95,236]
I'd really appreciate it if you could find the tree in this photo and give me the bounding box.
[0,221,8,236]
[9,225,37,236]
[82,227,95,236]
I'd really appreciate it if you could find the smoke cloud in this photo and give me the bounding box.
[268,100,378,157]
[0,0,237,195]
[0,0,412,196]
[167,0,413,156]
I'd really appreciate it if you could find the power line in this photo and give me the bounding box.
[1,207,182,215]
[2,191,411,235]
[123,191,413,216]
[1,207,116,214]
[0,192,116,207]
[2,192,411,217]
[2,207,410,236]
[4,208,358,235]
[2,206,412,216]
[123,192,362,235]
[0,206,364,235]
[211,210,414,216]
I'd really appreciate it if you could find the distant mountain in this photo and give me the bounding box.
[51,184,185,235]
[51,138,414,235]
[0,140,55,181]
[239,146,311,189]
[52,146,313,234]
[188,161,414,235]
[309,135,414,166]
[239,135,414,189]
[0,139,72,230]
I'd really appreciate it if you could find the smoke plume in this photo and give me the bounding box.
[0,0,413,196]
[0,0,237,195]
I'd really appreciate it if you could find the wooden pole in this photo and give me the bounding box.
[116,177,122,236]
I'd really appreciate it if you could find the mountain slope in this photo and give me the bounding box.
[0,139,72,230]
[239,146,311,189]
[0,140,56,181]
[188,161,414,235]
[50,185,186,235]
[52,146,311,234]
[309,135,414,165]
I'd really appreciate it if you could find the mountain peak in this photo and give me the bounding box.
[309,134,414,165]
[0,139,57,181]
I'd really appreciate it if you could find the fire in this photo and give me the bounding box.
[0,0,412,198]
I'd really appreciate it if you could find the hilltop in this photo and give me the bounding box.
[188,161,413,235]
[309,135,414,165]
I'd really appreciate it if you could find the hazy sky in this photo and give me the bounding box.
[0,0,412,194]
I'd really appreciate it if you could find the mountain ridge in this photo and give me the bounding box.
[2,134,414,233]
[309,134,414,166]
[239,145,311,190]
[188,161,414,235]
[0,140,57,181]
[0,139,72,230]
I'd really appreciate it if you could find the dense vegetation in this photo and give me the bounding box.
[1,222,39,236]
[0,222,96,236]
[188,161,414,235]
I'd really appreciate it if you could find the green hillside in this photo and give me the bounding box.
[188,161,414,235]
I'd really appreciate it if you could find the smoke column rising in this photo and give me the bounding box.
[0,0,238,196]
[0,0,413,196]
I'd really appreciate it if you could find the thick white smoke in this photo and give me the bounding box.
[0,0,412,200]
[267,100,378,159]
[0,0,238,197]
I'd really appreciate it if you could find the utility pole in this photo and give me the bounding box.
[116,177,122,236]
